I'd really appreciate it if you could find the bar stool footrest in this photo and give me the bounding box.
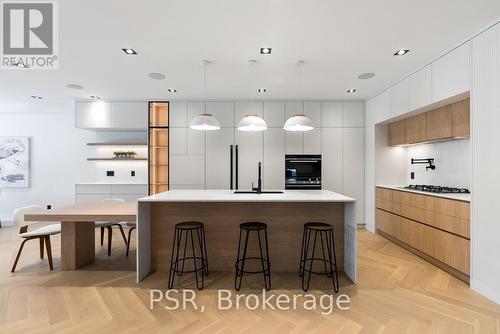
[235,258,271,274]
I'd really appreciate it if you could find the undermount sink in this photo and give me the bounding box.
[234,190,284,194]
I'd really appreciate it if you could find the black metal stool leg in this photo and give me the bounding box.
[319,231,332,278]
[235,229,249,291]
[201,226,209,276]
[302,230,318,292]
[263,227,271,290]
[327,229,339,292]
[299,225,306,277]
[300,227,312,278]
[257,229,271,291]
[189,230,204,290]
[168,228,179,289]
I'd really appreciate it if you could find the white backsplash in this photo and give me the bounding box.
[406,139,470,188]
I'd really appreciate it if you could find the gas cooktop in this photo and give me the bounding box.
[404,184,470,194]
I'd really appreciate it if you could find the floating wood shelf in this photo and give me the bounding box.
[87,143,147,146]
[87,158,148,161]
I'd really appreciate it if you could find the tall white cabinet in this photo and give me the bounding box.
[169,100,365,225]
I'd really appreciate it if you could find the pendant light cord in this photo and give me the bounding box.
[250,60,255,113]
[296,60,303,116]
[204,61,207,114]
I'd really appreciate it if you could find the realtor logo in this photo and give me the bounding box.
[1,1,58,69]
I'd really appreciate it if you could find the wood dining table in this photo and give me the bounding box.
[24,202,137,270]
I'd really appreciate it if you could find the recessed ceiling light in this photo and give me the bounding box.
[260,47,272,55]
[168,88,177,93]
[258,88,266,93]
[66,83,84,90]
[394,49,410,56]
[31,95,43,100]
[358,72,376,80]
[347,89,357,93]
[122,48,137,55]
[148,72,165,80]
[89,95,101,99]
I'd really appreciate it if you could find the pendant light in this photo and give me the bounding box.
[190,60,221,131]
[237,60,267,132]
[284,60,314,132]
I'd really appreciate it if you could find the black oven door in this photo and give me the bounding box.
[285,155,321,189]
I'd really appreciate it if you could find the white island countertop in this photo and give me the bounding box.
[139,189,356,203]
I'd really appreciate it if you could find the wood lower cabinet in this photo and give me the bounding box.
[376,187,470,281]
[387,98,470,146]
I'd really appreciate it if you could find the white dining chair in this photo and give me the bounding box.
[11,205,61,272]
[97,198,128,256]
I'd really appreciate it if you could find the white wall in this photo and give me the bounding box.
[406,139,471,188]
[0,103,92,222]
[471,22,500,304]
[0,102,147,225]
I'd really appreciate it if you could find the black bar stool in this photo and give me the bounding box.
[299,222,339,292]
[168,221,209,290]
[234,222,271,291]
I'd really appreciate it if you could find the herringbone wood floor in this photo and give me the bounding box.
[0,225,499,333]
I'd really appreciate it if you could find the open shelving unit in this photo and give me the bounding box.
[148,102,169,195]
[87,158,147,161]
[87,143,147,147]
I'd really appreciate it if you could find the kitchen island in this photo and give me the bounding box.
[136,190,357,283]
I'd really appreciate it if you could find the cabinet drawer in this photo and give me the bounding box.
[76,184,113,194]
[112,185,148,195]
[418,222,470,274]
[376,188,393,211]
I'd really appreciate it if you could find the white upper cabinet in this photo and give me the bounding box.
[169,128,187,155]
[111,102,148,130]
[263,128,285,190]
[321,102,342,127]
[390,78,409,117]
[235,131,263,190]
[408,65,432,111]
[342,102,364,127]
[206,102,234,128]
[170,155,205,188]
[432,42,471,102]
[75,101,112,129]
[76,101,147,131]
[285,101,304,153]
[263,102,285,128]
[304,102,321,127]
[169,102,187,127]
[342,127,365,224]
[205,128,234,189]
[304,129,321,154]
[322,128,343,193]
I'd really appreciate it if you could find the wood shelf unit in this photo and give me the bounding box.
[148,102,169,195]
[87,143,147,146]
[87,158,147,161]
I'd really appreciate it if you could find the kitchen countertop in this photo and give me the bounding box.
[377,185,471,202]
[139,189,356,203]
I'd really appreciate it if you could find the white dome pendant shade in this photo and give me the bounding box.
[190,113,221,130]
[190,60,221,131]
[237,60,267,132]
[283,114,314,131]
[237,115,267,132]
[284,60,314,132]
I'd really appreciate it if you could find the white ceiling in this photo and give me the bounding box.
[1,0,500,103]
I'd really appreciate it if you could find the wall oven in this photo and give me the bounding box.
[285,155,321,190]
